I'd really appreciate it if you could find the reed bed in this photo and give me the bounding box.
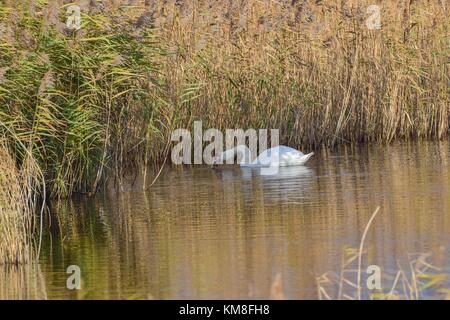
[0,0,166,197]
[158,0,450,147]
[0,0,449,197]
[0,144,34,264]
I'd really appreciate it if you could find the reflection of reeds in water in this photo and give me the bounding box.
[0,264,47,299]
[270,273,286,300]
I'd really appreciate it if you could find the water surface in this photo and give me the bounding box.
[3,141,450,299]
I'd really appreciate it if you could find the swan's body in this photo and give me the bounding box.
[214,145,314,167]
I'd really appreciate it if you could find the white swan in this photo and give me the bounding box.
[213,145,314,167]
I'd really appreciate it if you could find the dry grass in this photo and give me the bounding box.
[0,144,34,264]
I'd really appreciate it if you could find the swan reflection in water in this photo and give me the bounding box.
[213,165,315,204]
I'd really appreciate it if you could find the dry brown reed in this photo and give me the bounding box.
[0,144,34,264]
[153,0,450,149]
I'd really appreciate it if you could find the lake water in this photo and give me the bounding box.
[2,141,450,299]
